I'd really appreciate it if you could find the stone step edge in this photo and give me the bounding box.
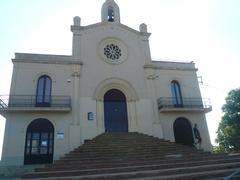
[56,154,237,162]
[62,152,206,159]
[47,156,240,168]
[23,161,240,178]
[23,166,239,180]
[125,168,238,180]
[70,148,203,154]
[36,157,240,173]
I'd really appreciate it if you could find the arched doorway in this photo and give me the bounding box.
[104,89,128,132]
[173,117,194,146]
[24,118,54,164]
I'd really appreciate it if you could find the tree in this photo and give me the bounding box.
[216,88,240,152]
[212,145,225,154]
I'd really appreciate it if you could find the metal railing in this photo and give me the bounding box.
[0,95,71,109]
[0,99,7,108]
[224,168,240,180]
[158,97,211,110]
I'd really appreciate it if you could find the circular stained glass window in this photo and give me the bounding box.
[104,44,122,60]
[99,38,127,65]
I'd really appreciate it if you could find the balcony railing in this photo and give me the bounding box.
[0,95,71,112]
[158,97,212,112]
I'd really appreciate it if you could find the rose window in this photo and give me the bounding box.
[104,44,122,60]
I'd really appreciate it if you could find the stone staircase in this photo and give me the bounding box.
[22,132,240,179]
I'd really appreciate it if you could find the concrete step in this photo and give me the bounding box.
[51,155,240,170]
[21,133,240,179]
[72,145,200,153]
[75,145,190,152]
[21,169,237,180]
[126,168,238,180]
[62,150,206,160]
[55,153,234,164]
[35,157,240,173]
[79,140,190,146]
[22,162,240,179]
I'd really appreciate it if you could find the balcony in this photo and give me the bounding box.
[0,95,71,113]
[158,97,212,113]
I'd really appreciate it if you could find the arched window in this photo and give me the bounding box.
[36,75,52,107]
[24,118,54,164]
[108,7,114,22]
[171,80,183,106]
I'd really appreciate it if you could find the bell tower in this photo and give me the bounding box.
[101,0,120,23]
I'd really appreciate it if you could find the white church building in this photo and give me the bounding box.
[0,0,212,165]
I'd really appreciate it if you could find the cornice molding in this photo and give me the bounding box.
[12,53,83,65]
[71,22,151,38]
[144,62,197,71]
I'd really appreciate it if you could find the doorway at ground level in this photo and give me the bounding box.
[24,118,54,165]
[173,117,194,146]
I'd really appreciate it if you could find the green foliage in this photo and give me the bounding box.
[216,88,240,152]
[212,145,225,153]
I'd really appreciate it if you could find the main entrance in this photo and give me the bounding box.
[104,89,128,132]
[173,117,194,147]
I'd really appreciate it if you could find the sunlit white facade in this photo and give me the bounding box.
[0,0,212,165]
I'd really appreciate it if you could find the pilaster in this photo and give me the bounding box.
[144,66,163,138]
[127,101,138,132]
[71,64,81,125]
[96,100,105,134]
[71,16,82,59]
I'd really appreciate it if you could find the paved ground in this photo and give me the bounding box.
[0,164,42,179]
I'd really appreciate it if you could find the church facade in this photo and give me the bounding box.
[0,0,212,165]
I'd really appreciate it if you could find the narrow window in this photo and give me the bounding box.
[108,8,114,22]
[36,75,52,107]
[171,80,183,106]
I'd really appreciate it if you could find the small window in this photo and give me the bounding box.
[171,80,183,106]
[108,8,114,22]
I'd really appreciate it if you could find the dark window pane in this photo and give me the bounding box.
[37,78,44,95]
[49,140,53,147]
[49,133,53,139]
[31,140,39,147]
[41,140,48,147]
[36,95,42,103]
[40,147,48,154]
[44,78,51,103]
[45,78,51,96]
[41,133,48,140]
[171,81,182,105]
[27,140,31,147]
[26,147,30,154]
[171,83,175,97]
[49,147,52,154]
[31,147,39,154]
[37,78,44,103]
[32,133,40,139]
[36,75,52,104]
[27,133,31,139]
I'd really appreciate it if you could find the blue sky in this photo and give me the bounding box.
[0,0,240,158]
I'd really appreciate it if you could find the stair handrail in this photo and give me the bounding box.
[0,99,7,108]
[224,168,240,180]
